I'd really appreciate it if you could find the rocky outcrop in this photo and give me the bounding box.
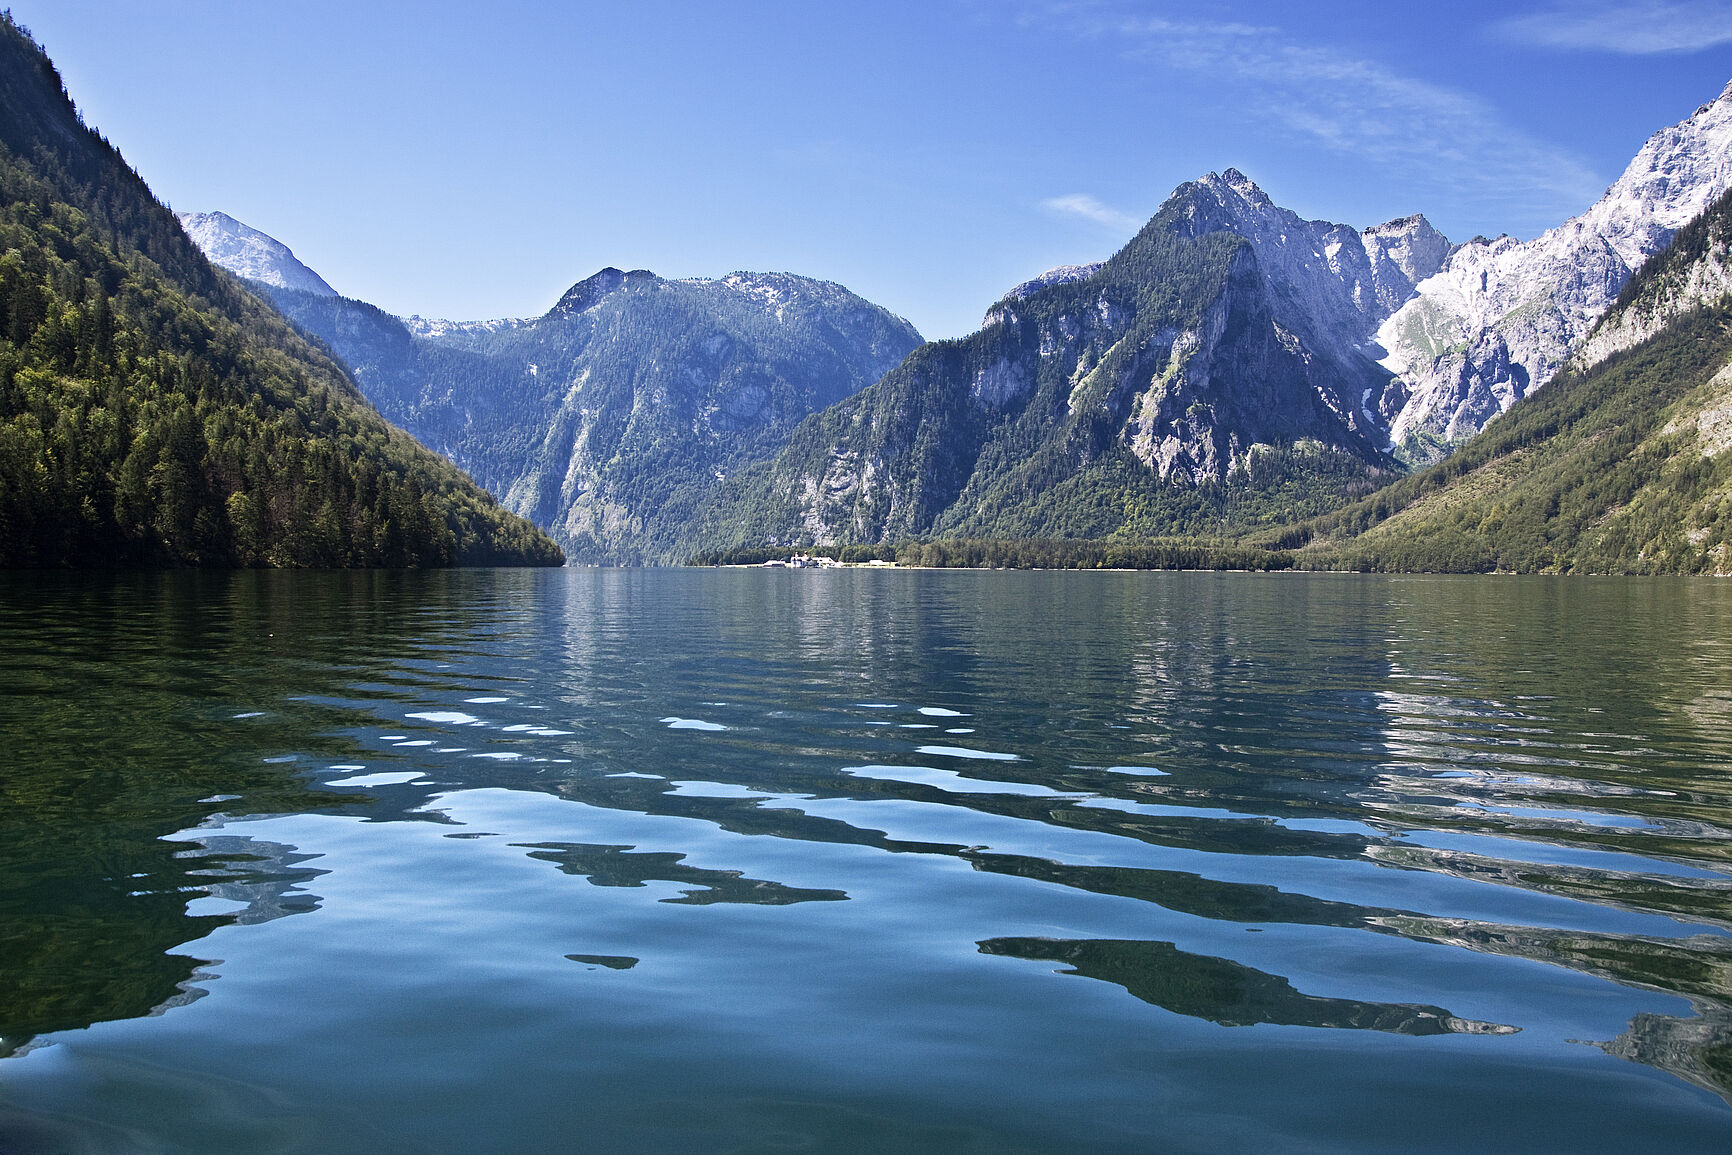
[1577,187,1732,370]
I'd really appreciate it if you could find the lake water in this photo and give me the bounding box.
[1,569,1730,1152]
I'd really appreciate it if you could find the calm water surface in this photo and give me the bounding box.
[1,569,1730,1152]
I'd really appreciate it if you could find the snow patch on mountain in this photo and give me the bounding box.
[177,211,337,297]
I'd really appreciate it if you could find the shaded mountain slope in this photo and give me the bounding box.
[257,266,921,564]
[0,16,561,567]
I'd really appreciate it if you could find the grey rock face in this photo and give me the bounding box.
[738,177,1409,549]
[1156,169,1452,440]
[1168,169,1450,339]
[1576,192,1732,370]
[177,211,337,297]
[1377,81,1732,456]
[260,267,922,564]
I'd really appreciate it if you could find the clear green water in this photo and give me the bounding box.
[1,569,1730,1153]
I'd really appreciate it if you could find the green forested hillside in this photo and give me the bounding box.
[1294,193,1732,574]
[0,16,562,567]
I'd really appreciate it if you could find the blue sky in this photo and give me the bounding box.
[15,1,1732,338]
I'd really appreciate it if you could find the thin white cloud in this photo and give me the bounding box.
[1041,193,1142,231]
[1498,1,1732,54]
[1012,3,1606,226]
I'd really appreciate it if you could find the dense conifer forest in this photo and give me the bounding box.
[0,15,562,568]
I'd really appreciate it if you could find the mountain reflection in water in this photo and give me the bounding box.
[0,569,1729,1152]
[518,841,849,905]
[977,936,1519,1035]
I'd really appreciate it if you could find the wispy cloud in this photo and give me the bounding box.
[1498,1,1732,54]
[1012,2,1606,225]
[1041,193,1143,231]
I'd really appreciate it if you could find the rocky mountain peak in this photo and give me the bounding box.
[1361,214,1454,293]
[1155,168,1452,344]
[1170,170,1281,238]
[1364,213,1445,246]
[550,266,631,316]
[1220,167,1272,208]
[178,210,337,297]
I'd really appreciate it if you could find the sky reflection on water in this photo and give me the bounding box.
[0,569,1730,1152]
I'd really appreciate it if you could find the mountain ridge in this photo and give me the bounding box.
[1295,182,1732,575]
[178,72,1732,564]
[702,174,1413,552]
[176,211,337,298]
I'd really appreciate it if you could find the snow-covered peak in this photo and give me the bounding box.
[1376,77,1732,451]
[1575,84,1732,270]
[177,211,336,297]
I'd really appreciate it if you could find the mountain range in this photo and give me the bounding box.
[141,48,1732,572]
[697,173,1418,551]
[1377,81,1732,458]
[674,84,1732,556]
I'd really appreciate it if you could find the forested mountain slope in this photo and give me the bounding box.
[0,16,561,567]
[1297,187,1732,575]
